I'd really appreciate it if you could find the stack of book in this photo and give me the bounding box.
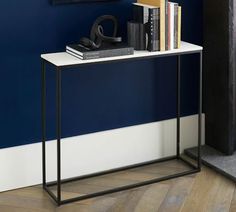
[66,43,134,60]
[133,0,181,51]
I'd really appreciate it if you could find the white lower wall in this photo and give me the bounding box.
[0,114,204,192]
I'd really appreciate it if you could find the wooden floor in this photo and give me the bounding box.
[1,159,236,212]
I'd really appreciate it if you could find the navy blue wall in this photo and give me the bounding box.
[0,0,202,148]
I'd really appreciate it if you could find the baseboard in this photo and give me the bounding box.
[0,114,204,192]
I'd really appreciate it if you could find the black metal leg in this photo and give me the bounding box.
[198,51,203,170]
[56,68,62,205]
[177,55,181,158]
[42,60,46,187]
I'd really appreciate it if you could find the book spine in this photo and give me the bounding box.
[169,3,175,50]
[143,6,149,24]
[174,3,178,49]
[157,8,161,51]
[128,22,146,50]
[168,2,171,50]
[160,0,165,51]
[66,46,83,56]
[177,6,181,48]
[66,50,83,59]
[147,8,160,51]
[83,48,134,60]
[165,0,169,50]
[137,0,165,51]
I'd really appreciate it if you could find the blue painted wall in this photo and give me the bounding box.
[0,0,202,148]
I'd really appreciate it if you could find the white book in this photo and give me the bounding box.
[66,50,83,60]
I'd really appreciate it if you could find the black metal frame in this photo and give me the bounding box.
[41,50,203,206]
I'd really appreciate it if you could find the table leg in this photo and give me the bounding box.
[42,60,46,187]
[198,51,203,170]
[56,68,62,205]
[177,55,181,158]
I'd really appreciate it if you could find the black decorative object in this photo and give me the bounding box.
[127,22,146,50]
[79,15,122,50]
[204,0,236,155]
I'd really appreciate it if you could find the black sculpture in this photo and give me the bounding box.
[79,15,122,50]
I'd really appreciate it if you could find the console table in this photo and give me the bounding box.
[41,41,203,206]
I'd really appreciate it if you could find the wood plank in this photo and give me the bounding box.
[204,173,234,212]
[181,167,220,211]
[50,182,108,198]
[2,187,51,200]
[0,205,51,212]
[106,170,162,182]
[229,188,236,212]
[0,192,55,211]
[58,197,117,212]
[103,187,147,212]
[182,167,235,212]
[134,183,170,212]
[158,175,195,212]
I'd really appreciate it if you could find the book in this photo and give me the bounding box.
[133,3,160,51]
[165,0,169,50]
[177,6,181,48]
[127,21,146,50]
[168,2,174,50]
[174,3,179,49]
[137,0,165,51]
[133,3,150,24]
[66,43,134,60]
[167,2,181,50]
[147,7,160,51]
[168,2,171,49]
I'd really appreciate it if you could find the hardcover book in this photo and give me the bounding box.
[133,3,149,24]
[127,21,146,50]
[177,6,181,48]
[133,3,160,51]
[147,7,160,51]
[174,3,178,49]
[168,2,178,50]
[137,0,165,51]
[168,2,175,50]
[165,0,169,50]
[66,43,134,60]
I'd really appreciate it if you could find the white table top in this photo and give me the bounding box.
[41,41,202,67]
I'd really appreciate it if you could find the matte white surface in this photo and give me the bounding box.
[0,114,204,192]
[41,41,202,67]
